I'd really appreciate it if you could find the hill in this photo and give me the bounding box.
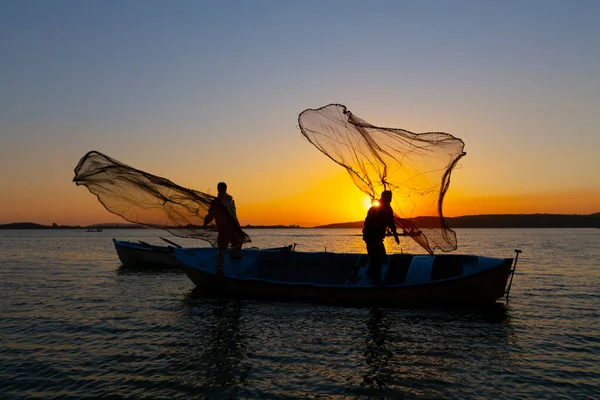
[0,222,49,229]
[0,222,144,229]
[448,214,600,228]
[314,213,600,229]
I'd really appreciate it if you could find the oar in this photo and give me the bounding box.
[160,237,182,248]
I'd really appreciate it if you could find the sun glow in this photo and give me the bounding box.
[363,196,379,210]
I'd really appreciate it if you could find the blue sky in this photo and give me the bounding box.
[1,0,599,224]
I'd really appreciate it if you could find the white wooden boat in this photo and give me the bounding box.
[174,247,520,307]
[113,239,182,268]
[112,238,293,269]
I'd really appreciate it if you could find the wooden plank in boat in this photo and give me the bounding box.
[345,255,391,287]
[345,255,369,285]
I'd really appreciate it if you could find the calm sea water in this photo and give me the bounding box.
[1,228,598,399]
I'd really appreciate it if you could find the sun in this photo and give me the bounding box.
[363,196,379,210]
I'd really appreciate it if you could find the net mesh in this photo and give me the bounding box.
[298,104,465,254]
[73,151,251,247]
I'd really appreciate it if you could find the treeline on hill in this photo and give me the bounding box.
[0,222,305,229]
[0,222,145,229]
[448,214,600,228]
[315,213,600,229]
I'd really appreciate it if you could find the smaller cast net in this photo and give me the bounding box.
[73,151,251,247]
[298,104,465,255]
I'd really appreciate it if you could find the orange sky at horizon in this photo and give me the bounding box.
[1,170,598,227]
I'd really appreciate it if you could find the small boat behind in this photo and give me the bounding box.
[112,238,296,270]
[174,248,519,307]
[113,239,182,269]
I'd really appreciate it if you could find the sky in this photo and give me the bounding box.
[1,0,599,227]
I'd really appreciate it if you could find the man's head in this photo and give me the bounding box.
[380,190,392,204]
[217,182,227,195]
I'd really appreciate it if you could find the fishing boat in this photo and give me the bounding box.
[174,247,520,307]
[113,239,183,268]
[113,238,295,269]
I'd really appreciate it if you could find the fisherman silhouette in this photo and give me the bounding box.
[203,182,242,275]
[362,190,400,281]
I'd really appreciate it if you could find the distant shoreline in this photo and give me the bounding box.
[315,213,600,229]
[1,213,599,230]
[0,222,308,230]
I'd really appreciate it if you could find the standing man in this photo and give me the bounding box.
[203,182,243,274]
[362,190,400,281]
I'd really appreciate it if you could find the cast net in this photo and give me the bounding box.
[73,151,251,247]
[298,104,465,254]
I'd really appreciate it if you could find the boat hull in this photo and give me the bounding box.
[112,239,295,269]
[113,239,182,268]
[176,248,514,307]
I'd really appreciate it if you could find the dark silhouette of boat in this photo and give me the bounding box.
[112,239,293,269]
[174,247,520,307]
[113,239,182,268]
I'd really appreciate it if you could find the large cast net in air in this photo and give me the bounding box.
[73,151,251,247]
[298,104,465,254]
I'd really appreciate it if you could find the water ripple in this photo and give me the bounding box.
[0,228,599,398]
